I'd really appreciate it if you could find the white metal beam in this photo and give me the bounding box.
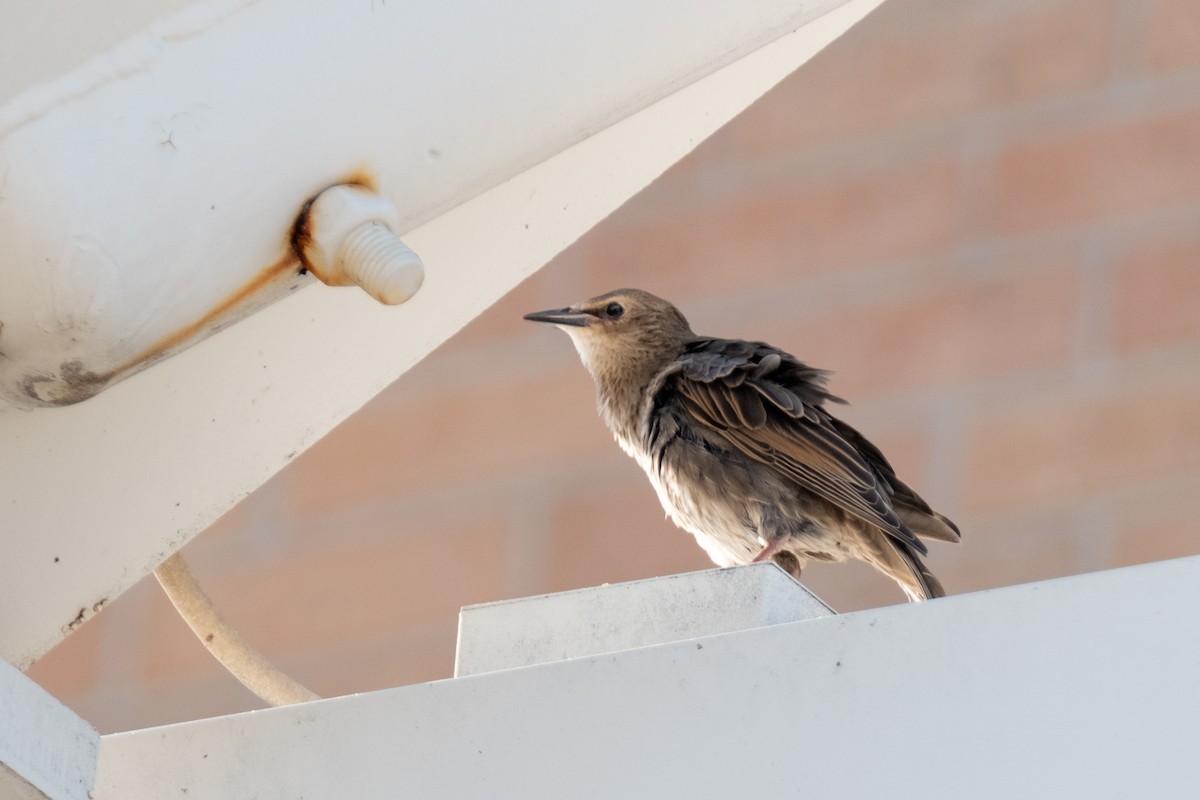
[0,0,887,668]
[1,0,859,407]
[0,0,192,106]
[94,558,1200,798]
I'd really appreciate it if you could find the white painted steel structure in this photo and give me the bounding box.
[455,562,832,676]
[0,0,861,409]
[94,559,1200,799]
[0,0,886,671]
[0,660,98,800]
[11,3,1192,798]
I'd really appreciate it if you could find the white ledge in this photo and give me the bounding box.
[0,659,99,800]
[456,563,832,676]
[95,557,1200,799]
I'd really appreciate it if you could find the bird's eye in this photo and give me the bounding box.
[604,302,624,319]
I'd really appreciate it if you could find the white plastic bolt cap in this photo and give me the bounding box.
[300,184,425,305]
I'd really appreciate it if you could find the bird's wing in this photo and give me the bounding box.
[830,416,961,543]
[668,338,927,554]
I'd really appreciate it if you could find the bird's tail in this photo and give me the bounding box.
[895,545,945,601]
[896,503,961,544]
[867,535,946,602]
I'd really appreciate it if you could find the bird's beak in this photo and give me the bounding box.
[523,307,592,327]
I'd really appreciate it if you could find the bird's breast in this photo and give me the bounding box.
[629,424,763,566]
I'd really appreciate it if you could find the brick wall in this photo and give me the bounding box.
[29,0,1200,733]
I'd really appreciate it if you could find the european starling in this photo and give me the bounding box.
[524,288,960,601]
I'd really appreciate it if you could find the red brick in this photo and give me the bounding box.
[727,21,985,155]
[724,0,1115,155]
[546,479,715,593]
[993,107,1200,234]
[288,364,607,515]
[1111,481,1200,567]
[438,270,554,355]
[965,387,1200,515]
[25,596,110,699]
[138,516,508,681]
[755,261,1079,398]
[1142,0,1200,73]
[928,510,1078,594]
[301,623,458,694]
[581,159,962,302]
[1114,235,1200,350]
[992,0,1116,104]
[93,669,262,734]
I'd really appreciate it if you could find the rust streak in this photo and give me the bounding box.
[291,196,317,274]
[120,253,299,374]
[35,168,380,405]
[130,169,377,372]
[340,167,378,193]
[290,168,378,275]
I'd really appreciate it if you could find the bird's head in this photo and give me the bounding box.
[524,288,694,384]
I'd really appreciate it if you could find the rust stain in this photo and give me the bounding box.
[114,170,379,385]
[290,168,378,277]
[26,251,303,405]
[339,167,377,193]
[21,250,302,405]
[291,196,317,274]
[121,252,299,372]
[28,169,378,406]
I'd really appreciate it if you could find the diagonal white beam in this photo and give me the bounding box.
[0,0,886,667]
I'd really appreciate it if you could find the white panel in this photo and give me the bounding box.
[95,559,1200,799]
[0,0,886,667]
[0,659,99,800]
[456,563,832,676]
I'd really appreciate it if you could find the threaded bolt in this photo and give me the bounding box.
[296,184,425,305]
[338,221,424,305]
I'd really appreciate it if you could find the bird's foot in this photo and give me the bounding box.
[751,530,804,580]
[750,535,788,564]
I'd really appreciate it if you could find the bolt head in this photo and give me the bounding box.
[301,184,401,286]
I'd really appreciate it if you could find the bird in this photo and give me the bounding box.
[524,288,960,602]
